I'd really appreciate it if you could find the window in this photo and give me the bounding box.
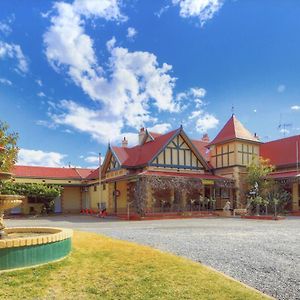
[94,185,97,192]
[103,183,106,190]
[238,144,258,166]
[212,144,234,168]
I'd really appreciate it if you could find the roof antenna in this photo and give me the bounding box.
[278,113,292,137]
[231,105,235,116]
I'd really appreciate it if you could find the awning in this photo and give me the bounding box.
[139,170,233,182]
[268,170,300,179]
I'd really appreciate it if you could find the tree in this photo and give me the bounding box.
[0,119,62,214]
[246,157,275,194]
[246,157,291,216]
[246,157,274,215]
[265,184,291,217]
[0,121,19,172]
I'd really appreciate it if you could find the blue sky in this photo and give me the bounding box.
[0,0,300,168]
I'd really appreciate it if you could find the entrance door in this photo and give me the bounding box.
[113,182,117,213]
[54,196,62,213]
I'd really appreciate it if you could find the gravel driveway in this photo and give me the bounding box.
[6,216,300,300]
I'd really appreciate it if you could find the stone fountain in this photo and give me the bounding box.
[0,146,24,239]
[0,146,72,271]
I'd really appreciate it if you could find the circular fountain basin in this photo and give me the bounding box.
[0,227,73,271]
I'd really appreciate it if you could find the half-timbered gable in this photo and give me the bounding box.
[102,148,121,175]
[107,154,120,171]
[150,133,207,170]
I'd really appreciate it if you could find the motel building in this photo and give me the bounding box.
[10,115,300,216]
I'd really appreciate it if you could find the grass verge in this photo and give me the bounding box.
[0,231,269,300]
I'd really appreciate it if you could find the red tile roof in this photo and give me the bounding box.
[260,135,300,167]
[191,139,210,160]
[12,165,95,180]
[208,115,259,146]
[112,128,180,167]
[85,167,100,180]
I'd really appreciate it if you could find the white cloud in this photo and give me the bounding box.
[84,155,99,164]
[0,41,28,73]
[36,120,57,129]
[50,100,140,146]
[176,87,206,108]
[17,148,66,167]
[44,0,179,138]
[36,79,43,86]
[72,0,127,21]
[279,128,289,135]
[127,27,137,39]
[37,92,46,97]
[0,15,15,35]
[195,112,219,132]
[172,0,224,27]
[277,84,286,93]
[0,78,12,85]
[190,87,206,98]
[0,22,11,35]
[176,87,218,133]
[291,105,300,111]
[188,110,202,119]
[155,5,170,18]
[50,99,123,143]
[148,123,172,134]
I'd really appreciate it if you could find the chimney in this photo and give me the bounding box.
[138,127,146,145]
[201,133,210,143]
[122,137,128,147]
[254,133,260,140]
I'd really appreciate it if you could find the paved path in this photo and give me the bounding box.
[6,216,300,300]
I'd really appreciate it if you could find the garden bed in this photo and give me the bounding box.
[117,211,217,221]
[241,215,285,220]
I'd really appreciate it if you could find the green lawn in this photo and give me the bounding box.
[0,231,270,300]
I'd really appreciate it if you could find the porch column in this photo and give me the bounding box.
[229,188,234,209]
[145,184,152,213]
[181,190,187,211]
[107,183,113,214]
[201,185,205,210]
[170,186,175,210]
[292,182,299,211]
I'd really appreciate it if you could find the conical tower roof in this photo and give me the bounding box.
[208,115,260,146]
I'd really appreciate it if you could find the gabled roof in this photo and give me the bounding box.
[12,165,95,180]
[112,128,180,167]
[109,127,210,170]
[260,135,300,167]
[208,115,260,146]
